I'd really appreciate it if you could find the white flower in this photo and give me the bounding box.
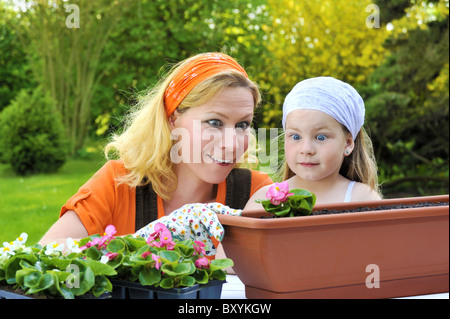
[13,233,28,246]
[1,241,17,257]
[45,242,65,256]
[100,255,110,264]
[65,238,81,254]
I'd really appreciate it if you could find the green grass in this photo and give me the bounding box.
[0,155,106,245]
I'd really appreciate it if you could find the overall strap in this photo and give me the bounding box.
[135,183,158,232]
[225,168,252,209]
[134,168,252,231]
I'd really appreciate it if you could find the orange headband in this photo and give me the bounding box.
[164,53,249,117]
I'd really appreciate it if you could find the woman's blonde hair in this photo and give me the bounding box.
[105,53,261,200]
[282,126,382,196]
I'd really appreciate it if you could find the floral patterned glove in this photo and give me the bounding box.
[134,203,242,255]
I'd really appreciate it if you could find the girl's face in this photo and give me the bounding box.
[284,109,353,182]
[169,87,254,185]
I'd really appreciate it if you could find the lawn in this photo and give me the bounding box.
[0,155,106,245]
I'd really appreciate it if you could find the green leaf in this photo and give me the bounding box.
[159,277,174,289]
[160,261,195,276]
[180,275,196,287]
[107,238,126,253]
[159,250,181,263]
[174,244,195,258]
[138,267,161,286]
[193,269,208,284]
[40,256,72,270]
[84,259,117,276]
[92,276,113,297]
[4,254,38,284]
[86,246,102,260]
[210,270,227,281]
[66,260,95,296]
[27,273,54,294]
[210,258,234,270]
[123,235,147,251]
[16,269,41,288]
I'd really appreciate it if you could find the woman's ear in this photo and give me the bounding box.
[168,110,178,129]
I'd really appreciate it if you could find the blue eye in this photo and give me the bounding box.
[291,134,301,141]
[207,119,222,128]
[236,121,250,130]
[317,134,327,141]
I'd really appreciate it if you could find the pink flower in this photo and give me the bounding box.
[152,253,162,270]
[157,228,176,250]
[100,252,118,264]
[105,252,118,260]
[193,241,206,256]
[99,225,117,248]
[266,182,294,205]
[141,251,152,259]
[195,257,210,269]
[79,237,101,251]
[147,223,175,250]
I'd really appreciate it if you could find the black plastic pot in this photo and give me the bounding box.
[111,280,224,299]
[0,287,110,299]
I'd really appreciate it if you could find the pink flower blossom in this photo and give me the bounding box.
[195,257,210,269]
[141,251,152,259]
[193,241,206,256]
[79,237,101,251]
[147,223,175,250]
[266,181,294,205]
[105,252,118,260]
[152,253,162,270]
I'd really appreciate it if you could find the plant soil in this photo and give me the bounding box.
[312,201,448,215]
[0,282,49,299]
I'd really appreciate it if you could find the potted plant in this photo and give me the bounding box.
[94,223,233,299]
[0,224,233,299]
[0,233,113,299]
[218,182,449,299]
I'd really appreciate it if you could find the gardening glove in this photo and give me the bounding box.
[134,203,242,255]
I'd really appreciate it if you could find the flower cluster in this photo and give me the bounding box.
[79,225,118,263]
[1,232,115,299]
[1,233,29,258]
[256,181,317,217]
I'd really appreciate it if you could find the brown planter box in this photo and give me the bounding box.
[218,195,449,299]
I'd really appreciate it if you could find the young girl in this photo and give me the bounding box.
[39,52,273,246]
[245,76,381,209]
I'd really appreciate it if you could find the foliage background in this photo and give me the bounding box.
[0,0,448,242]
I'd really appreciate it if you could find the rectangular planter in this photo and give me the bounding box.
[111,280,224,299]
[218,195,449,299]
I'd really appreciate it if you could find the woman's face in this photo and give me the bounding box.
[169,87,255,184]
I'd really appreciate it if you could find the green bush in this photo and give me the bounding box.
[0,87,68,175]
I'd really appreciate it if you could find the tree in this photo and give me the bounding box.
[364,0,449,196]
[13,0,125,154]
[0,2,34,112]
[253,0,389,127]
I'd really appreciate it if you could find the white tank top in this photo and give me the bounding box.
[344,181,356,202]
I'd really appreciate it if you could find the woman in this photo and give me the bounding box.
[39,52,273,247]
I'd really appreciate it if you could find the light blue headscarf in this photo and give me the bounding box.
[282,77,365,140]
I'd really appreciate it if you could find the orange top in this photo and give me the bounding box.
[60,160,272,236]
[164,53,248,117]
